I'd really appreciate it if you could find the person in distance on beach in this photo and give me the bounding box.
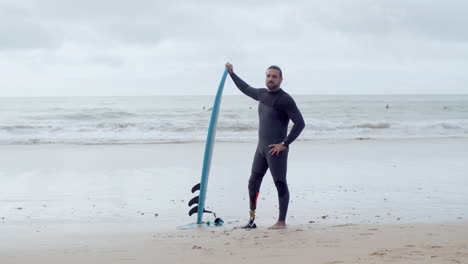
[225,62,305,229]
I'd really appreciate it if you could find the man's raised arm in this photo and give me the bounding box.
[226,62,259,101]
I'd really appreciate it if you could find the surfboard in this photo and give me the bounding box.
[188,67,229,224]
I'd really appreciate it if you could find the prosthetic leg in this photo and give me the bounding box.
[241,210,257,229]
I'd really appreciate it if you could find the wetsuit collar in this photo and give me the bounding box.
[267,88,283,95]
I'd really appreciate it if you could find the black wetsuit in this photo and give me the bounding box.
[230,72,305,221]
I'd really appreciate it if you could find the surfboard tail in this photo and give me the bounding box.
[188,182,202,216]
[188,183,211,216]
[187,190,213,217]
[187,203,215,217]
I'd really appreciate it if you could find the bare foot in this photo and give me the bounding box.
[268,221,287,229]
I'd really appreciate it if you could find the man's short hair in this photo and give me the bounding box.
[267,65,282,78]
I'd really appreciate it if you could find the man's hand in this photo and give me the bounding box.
[225,62,233,74]
[268,143,287,156]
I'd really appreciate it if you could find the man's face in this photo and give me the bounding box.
[265,69,282,90]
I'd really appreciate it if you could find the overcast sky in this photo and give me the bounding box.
[1,0,467,96]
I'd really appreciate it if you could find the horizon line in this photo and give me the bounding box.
[1,93,468,98]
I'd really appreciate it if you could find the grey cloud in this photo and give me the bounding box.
[400,1,468,42]
[3,0,468,52]
[6,0,300,47]
[297,1,468,42]
[1,0,168,49]
[86,55,124,68]
[0,4,62,50]
[0,0,467,96]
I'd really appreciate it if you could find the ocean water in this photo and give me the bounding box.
[0,95,467,144]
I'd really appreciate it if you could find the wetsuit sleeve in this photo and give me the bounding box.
[277,95,305,146]
[229,72,259,101]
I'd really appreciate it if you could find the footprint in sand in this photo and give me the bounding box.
[408,250,424,256]
[369,250,389,256]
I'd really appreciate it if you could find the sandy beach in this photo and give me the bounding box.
[1,138,467,263]
[2,221,468,264]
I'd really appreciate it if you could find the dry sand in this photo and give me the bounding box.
[1,222,468,264]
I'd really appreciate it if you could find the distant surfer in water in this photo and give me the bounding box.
[226,62,305,229]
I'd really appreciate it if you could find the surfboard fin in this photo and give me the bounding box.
[188,206,198,216]
[188,183,201,216]
[191,183,200,193]
[188,196,199,207]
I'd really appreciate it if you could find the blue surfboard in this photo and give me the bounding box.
[188,67,229,224]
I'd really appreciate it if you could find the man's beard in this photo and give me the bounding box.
[267,82,279,90]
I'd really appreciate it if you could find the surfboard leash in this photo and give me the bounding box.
[177,208,224,230]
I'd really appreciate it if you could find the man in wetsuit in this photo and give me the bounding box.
[225,63,305,229]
